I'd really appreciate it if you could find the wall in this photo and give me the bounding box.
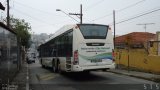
[0,24,18,83]
[115,49,160,74]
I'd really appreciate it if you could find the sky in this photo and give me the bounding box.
[0,0,160,35]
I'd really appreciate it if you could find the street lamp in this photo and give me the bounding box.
[56,9,61,11]
[69,4,83,24]
[56,9,79,23]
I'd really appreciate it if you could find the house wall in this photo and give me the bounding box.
[115,49,160,74]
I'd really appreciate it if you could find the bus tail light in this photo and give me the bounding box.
[112,50,115,62]
[73,50,79,65]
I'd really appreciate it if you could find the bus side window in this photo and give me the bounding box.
[51,48,56,56]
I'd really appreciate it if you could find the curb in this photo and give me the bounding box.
[108,70,160,83]
[26,64,29,90]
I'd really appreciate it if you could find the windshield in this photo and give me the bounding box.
[79,24,108,39]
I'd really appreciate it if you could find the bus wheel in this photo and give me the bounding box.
[102,69,107,72]
[41,60,45,68]
[57,61,62,74]
[52,61,56,73]
[42,65,45,68]
[84,71,90,74]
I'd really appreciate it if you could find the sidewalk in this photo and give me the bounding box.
[12,62,28,90]
[109,68,160,83]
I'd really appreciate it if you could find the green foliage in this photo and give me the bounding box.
[10,17,31,48]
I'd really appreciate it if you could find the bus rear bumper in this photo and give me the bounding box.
[72,63,115,72]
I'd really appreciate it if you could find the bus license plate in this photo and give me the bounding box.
[91,59,102,63]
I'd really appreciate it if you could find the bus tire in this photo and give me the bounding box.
[42,65,45,68]
[57,60,63,74]
[102,69,107,72]
[52,60,57,73]
[41,59,45,68]
[84,71,90,74]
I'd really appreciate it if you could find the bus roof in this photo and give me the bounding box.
[40,24,108,46]
[43,24,76,45]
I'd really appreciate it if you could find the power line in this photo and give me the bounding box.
[90,0,146,22]
[115,6,160,24]
[13,8,54,26]
[13,8,74,27]
[56,9,79,23]
[14,1,65,17]
[69,4,83,24]
[117,0,146,12]
[90,13,112,22]
[116,8,160,25]
[137,23,155,32]
[84,0,105,11]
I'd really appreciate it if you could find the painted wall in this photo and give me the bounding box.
[115,49,160,74]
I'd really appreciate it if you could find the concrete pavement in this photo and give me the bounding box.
[11,62,29,90]
[109,68,160,83]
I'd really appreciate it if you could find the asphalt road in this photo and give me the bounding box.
[28,60,157,90]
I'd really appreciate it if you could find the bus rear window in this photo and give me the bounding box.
[79,24,108,39]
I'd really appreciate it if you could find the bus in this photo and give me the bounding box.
[38,24,115,73]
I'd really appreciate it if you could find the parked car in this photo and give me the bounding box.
[26,52,36,63]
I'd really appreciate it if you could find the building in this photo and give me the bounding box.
[115,32,160,73]
[115,32,156,48]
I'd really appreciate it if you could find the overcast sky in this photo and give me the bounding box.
[0,0,160,35]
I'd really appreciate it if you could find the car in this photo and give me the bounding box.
[26,52,36,63]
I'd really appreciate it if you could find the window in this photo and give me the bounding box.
[67,31,73,57]
[79,24,108,39]
[53,29,73,57]
[39,29,73,57]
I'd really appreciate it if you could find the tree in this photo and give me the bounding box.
[10,17,31,48]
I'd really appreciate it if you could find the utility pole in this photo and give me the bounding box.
[7,0,10,27]
[7,0,10,86]
[80,4,82,24]
[113,10,115,49]
[69,4,83,24]
[113,10,119,69]
[137,23,155,32]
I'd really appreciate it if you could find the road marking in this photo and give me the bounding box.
[42,76,55,80]
[37,73,59,81]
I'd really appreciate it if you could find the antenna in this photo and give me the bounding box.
[137,23,155,32]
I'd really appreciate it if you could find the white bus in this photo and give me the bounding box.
[38,24,115,73]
